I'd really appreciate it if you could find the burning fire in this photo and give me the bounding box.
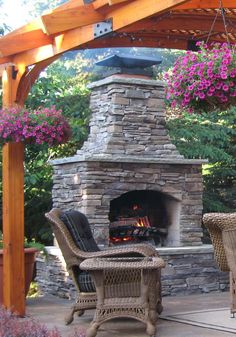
[110,216,151,244]
[132,204,140,211]
[135,219,145,227]
[110,237,133,243]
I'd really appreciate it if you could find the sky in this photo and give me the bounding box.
[1,0,34,30]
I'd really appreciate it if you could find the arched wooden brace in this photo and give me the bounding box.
[16,56,59,106]
[2,55,58,315]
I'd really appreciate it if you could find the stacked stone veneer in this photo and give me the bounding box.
[78,76,182,158]
[51,76,206,247]
[36,246,229,299]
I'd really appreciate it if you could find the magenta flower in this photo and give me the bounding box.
[0,106,71,146]
[164,41,236,112]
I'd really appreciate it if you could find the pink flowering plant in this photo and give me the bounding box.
[164,42,236,112]
[0,106,71,146]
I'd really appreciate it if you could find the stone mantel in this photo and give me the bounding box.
[45,244,214,256]
[51,155,207,166]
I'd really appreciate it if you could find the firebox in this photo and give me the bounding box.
[109,190,169,246]
[51,70,206,248]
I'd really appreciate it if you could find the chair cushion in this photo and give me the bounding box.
[77,271,96,293]
[60,210,99,252]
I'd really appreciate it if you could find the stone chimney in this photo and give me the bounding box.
[51,61,206,247]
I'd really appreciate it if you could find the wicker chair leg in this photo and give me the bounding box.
[230,272,236,318]
[149,309,158,325]
[86,322,100,337]
[146,319,156,337]
[77,309,85,317]
[65,305,78,325]
[156,301,163,315]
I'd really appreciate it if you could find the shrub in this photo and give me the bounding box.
[0,306,85,337]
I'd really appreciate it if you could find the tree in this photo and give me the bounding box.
[22,54,93,243]
[166,108,236,213]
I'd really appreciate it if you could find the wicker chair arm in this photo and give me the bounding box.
[203,213,236,230]
[203,212,236,272]
[76,244,158,260]
[80,256,165,271]
[222,228,236,277]
[107,243,159,256]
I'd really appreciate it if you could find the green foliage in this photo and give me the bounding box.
[0,230,44,251]
[21,55,92,244]
[167,107,236,212]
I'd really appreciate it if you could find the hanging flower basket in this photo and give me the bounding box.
[0,106,71,146]
[164,42,236,112]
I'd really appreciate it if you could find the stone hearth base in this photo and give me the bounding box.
[36,245,229,299]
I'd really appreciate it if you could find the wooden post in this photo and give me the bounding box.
[2,66,25,315]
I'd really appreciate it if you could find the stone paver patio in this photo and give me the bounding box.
[26,291,236,337]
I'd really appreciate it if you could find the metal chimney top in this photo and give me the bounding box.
[95,53,162,78]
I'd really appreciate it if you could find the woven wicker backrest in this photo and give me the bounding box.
[223,228,236,278]
[203,213,236,272]
[45,208,96,293]
[45,208,84,266]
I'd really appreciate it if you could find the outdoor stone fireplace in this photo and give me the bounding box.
[51,75,206,247]
[38,69,229,301]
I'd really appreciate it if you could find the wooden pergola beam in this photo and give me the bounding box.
[0,30,51,58]
[16,56,59,105]
[12,23,95,66]
[105,0,192,31]
[120,14,236,34]
[93,0,133,9]
[88,32,188,49]
[4,0,192,67]
[41,4,104,35]
[176,0,236,9]
[109,0,131,4]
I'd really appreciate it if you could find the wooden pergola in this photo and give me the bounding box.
[0,0,236,315]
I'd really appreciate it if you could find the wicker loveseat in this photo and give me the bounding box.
[203,212,236,317]
[45,208,164,325]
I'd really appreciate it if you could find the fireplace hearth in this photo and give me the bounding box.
[51,74,206,248]
[109,190,168,245]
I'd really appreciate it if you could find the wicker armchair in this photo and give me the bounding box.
[81,257,165,337]
[45,208,164,325]
[203,212,236,317]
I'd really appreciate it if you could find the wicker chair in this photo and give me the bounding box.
[45,208,164,325]
[81,256,165,337]
[203,212,236,317]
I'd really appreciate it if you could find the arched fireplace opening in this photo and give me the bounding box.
[109,190,181,247]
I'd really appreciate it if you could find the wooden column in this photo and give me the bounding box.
[2,66,25,315]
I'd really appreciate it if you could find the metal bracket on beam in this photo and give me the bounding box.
[94,19,113,38]
[11,66,18,80]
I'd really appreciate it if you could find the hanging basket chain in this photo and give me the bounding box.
[220,0,231,46]
[206,0,231,46]
[206,9,219,44]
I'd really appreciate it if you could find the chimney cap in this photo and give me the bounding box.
[95,53,162,69]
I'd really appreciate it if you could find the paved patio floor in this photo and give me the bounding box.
[26,291,236,337]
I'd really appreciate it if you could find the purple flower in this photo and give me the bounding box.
[0,107,71,146]
[164,42,236,112]
[222,84,229,91]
